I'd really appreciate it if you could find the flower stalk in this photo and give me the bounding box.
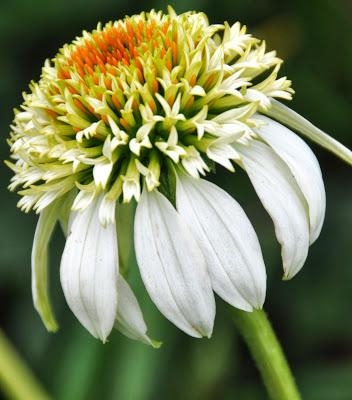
[231,308,301,400]
[0,329,50,400]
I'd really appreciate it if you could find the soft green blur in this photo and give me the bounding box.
[0,1,351,399]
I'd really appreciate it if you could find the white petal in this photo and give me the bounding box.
[265,99,352,165]
[60,195,118,341]
[238,141,310,279]
[176,175,266,310]
[255,115,326,243]
[32,200,61,332]
[115,275,161,348]
[134,189,215,338]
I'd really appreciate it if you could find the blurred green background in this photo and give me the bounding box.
[1,0,351,399]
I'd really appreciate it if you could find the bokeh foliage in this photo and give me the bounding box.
[0,0,351,399]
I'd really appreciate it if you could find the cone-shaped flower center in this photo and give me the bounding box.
[7,8,294,214]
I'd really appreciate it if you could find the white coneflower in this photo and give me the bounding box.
[7,7,351,343]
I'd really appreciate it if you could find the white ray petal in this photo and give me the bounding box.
[265,99,352,165]
[134,189,215,338]
[255,115,326,243]
[60,195,118,341]
[115,275,161,348]
[238,141,310,279]
[176,174,266,310]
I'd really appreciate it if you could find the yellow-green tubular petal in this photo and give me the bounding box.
[116,201,135,276]
[264,99,352,166]
[122,157,141,203]
[31,199,62,332]
[155,126,186,163]
[72,181,98,211]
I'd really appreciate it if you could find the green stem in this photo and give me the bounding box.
[0,328,50,400]
[231,308,301,400]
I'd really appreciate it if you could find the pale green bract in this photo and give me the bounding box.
[7,7,351,344]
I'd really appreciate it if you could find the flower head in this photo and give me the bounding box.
[7,8,351,342]
[7,8,294,211]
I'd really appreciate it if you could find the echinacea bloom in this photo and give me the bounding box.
[7,8,351,343]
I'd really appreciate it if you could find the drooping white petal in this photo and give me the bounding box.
[134,189,215,338]
[115,275,161,348]
[32,200,61,332]
[176,174,266,311]
[60,195,118,341]
[238,141,310,279]
[255,115,326,243]
[265,99,352,165]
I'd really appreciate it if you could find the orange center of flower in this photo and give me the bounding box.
[57,18,178,85]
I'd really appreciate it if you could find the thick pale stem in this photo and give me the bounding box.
[0,329,50,400]
[232,308,301,400]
